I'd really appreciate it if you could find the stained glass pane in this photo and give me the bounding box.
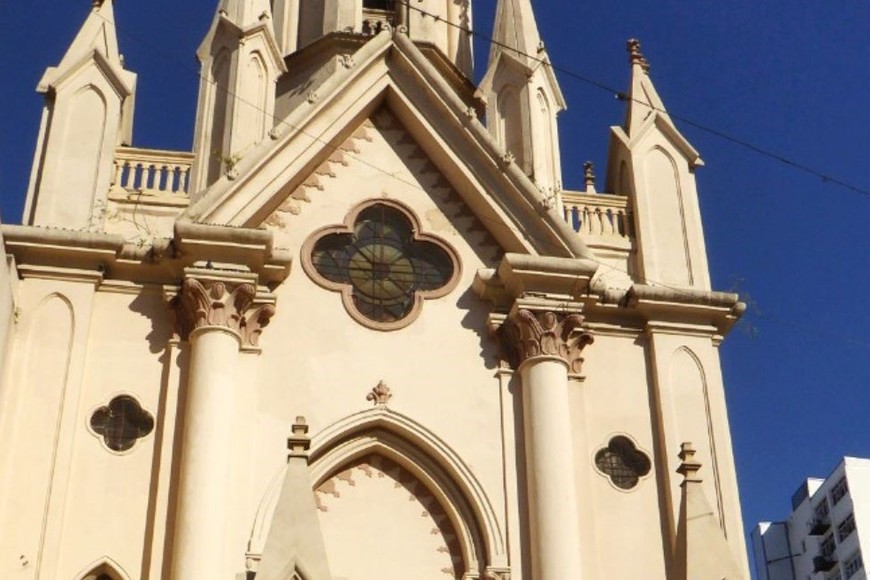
[595,436,651,490]
[310,203,455,325]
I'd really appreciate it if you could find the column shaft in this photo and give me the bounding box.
[171,326,241,580]
[520,357,583,580]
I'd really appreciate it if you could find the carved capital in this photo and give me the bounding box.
[171,277,275,348]
[497,309,594,373]
[484,567,512,580]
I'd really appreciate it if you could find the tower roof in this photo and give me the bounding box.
[218,0,273,28]
[57,0,123,71]
[624,39,668,137]
[490,0,543,67]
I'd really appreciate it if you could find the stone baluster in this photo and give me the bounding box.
[169,270,276,580]
[497,308,594,580]
[113,160,124,187]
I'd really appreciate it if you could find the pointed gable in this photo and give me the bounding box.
[56,0,123,71]
[262,108,503,267]
[183,31,592,261]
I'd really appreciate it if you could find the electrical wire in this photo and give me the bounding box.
[13,2,870,351]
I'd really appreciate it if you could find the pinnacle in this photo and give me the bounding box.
[627,38,651,73]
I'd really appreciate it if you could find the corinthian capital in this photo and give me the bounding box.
[497,309,594,374]
[171,276,275,347]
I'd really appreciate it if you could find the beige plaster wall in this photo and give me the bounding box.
[249,110,508,573]
[0,229,16,397]
[574,331,669,579]
[52,287,168,580]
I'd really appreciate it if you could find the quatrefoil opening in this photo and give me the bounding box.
[90,395,155,453]
[594,435,652,490]
[303,200,461,331]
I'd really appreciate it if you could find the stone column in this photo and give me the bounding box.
[498,309,594,580]
[169,271,275,580]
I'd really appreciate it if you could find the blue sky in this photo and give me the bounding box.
[2,0,869,569]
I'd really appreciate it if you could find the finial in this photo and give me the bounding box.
[627,38,651,73]
[287,416,311,459]
[676,442,702,483]
[584,161,596,193]
[367,381,393,407]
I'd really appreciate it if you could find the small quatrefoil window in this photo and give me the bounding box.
[303,200,460,330]
[90,395,155,452]
[595,436,651,490]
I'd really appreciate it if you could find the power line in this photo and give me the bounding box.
[395,0,870,198]
[13,3,870,351]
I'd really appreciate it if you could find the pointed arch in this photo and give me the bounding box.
[73,556,131,580]
[670,346,724,528]
[644,146,692,285]
[248,407,506,575]
[535,87,556,189]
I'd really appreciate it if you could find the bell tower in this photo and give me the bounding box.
[272,0,473,76]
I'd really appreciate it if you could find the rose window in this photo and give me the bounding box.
[304,201,459,330]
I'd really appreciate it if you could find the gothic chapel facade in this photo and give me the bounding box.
[0,0,750,578]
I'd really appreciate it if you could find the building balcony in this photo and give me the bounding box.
[808,517,831,536]
[111,146,194,204]
[814,555,838,573]
[561,191,633,242]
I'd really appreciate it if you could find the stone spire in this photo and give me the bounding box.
[623,38,668,138]
[218,0,273,28]
[23,0,137,229]
[489,0,542,68]
[189,0,286,194]
[56,0,123,70]
[481,0,566,198]
[604,38,710,290]
[256,417,332,580]
[673,443,743,580]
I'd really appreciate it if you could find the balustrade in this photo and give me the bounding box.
[561,191,633,239]
[112,147,194,197]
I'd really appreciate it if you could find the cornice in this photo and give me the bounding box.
[476,255,744,340]
[1,223,292,289]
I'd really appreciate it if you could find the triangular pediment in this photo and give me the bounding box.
[260,107,504,267]
[182,32,592,261]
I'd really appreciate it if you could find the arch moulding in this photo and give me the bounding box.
[248,407,507,574]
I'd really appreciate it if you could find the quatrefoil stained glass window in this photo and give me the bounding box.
[304,201,459,330]
[90,395,155,453]
[594,436,652,490]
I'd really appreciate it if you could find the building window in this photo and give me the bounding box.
[821,534,837,559]
[844,552,863,578]
[362,0,397,34]
[90,395,155,453]
[304,200,460,331]
[816,498,831,519]
[838,513,857,543]
[831,477,849,505]
[594,436,652,490]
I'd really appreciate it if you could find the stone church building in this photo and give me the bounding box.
[0,0,750,578]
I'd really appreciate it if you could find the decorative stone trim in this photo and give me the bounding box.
[367,380,393,406]
[496,309,594,373]
[170,274,276,348]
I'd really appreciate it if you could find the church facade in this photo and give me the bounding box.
[0,1,750,578]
